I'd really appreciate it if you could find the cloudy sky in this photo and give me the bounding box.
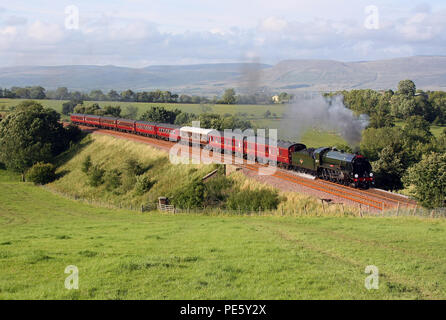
[0,0,445,67]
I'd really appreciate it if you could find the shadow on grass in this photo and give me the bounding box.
[53,134,93,168]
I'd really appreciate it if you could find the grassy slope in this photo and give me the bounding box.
[1,169,446,299]
[48,134,342,215]
[49,134,218,206]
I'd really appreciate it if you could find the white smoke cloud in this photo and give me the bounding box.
[280,94,369,146]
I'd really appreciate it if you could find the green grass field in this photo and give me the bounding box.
[1,169,445,299]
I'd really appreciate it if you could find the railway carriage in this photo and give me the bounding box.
[116,118,136,133]
[100,116,117,130]
[245,137,306,165]
[208,131,247,157]
[156,123,180,141]
[84,115,101,127]
[180,126,216,145]
[135,121,157,137]
[70,114,85,125]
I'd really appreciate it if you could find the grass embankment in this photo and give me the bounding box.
[48,134,344,215]
[0,169,445,299]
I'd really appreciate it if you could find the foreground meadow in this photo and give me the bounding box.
[0,169,445,299]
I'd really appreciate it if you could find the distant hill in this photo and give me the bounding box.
[0,56,445,94]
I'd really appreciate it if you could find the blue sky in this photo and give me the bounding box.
[0,0,445,67]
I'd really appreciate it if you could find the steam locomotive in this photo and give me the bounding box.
[70,113,374,188]
[291,147,374,188]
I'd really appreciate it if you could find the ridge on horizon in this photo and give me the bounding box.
[0,56,445,93]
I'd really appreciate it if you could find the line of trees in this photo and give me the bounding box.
[328,80,446,126]
[0,86,280,105]
[343,80,446,208]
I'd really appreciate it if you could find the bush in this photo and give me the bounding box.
[124,158,145,176]
[81,155,92,174]
[170,179,205,209]
[26,162,56,185]
[135,175,154,195]
[203,176,233,206]
[88,165,105,187]
[226,188,280,211]
[104,169,122,191]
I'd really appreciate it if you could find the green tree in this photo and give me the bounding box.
[0,101,73,179]
[437,129,446,153]
[62,100,82,115]
[123,106,138,119]
[368,101,394,128]
[360,127,402,161]
[373,145,406,190]
[121,89,136,102]
[54,87,70,100]
[221,89,236,104]
[403,152,446,208]
[140,106,177,124]
[89,90,106,101]
[103,105,121,117]
[398,80,416,97]
[174,112,197,125]
[29,86,46,99]
[107,90,121,101]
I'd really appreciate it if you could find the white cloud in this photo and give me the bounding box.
[0,26,17,36]
[1,3,446,67]
[260,17,288,32]
[27,21,64,42]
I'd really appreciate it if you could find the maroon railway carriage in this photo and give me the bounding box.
[245,137,306,165]
[207,130,246,156]
[70,114,85,125]
[156,123,180,141]
[100,116,117,130]
[116,118,136,132]
[135,121,157,137]
[84,115,101,127]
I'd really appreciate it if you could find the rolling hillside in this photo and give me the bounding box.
[0,56,445,94]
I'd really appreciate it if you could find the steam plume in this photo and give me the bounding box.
[280,94,369,146]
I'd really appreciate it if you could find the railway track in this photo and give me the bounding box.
[76,124,416,212]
